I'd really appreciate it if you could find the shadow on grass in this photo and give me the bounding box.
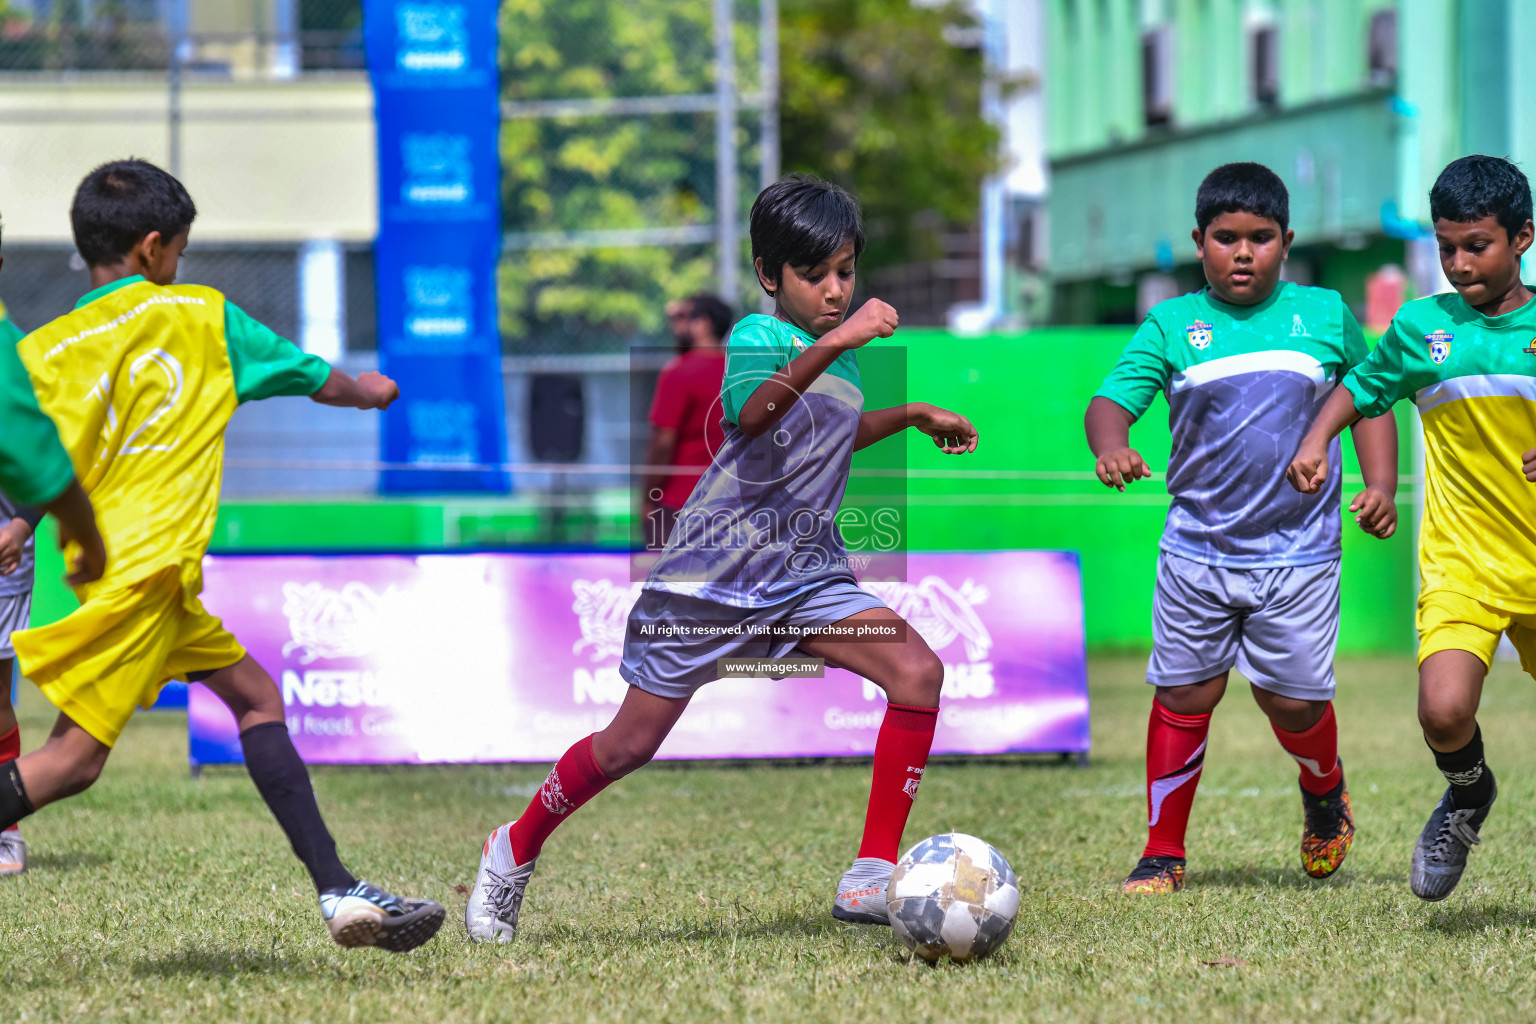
[1421,902,1536,935]
[27,850,112,872]
[526,903,854,949]
[131,948,320,980]
[1186,865,1399,890]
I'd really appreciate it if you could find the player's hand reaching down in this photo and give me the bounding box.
[0,518,29,575]
[912,405,978,454]
[1095,447,1152,491]
[1349,486,1397,538]
[1286,444,1329,494]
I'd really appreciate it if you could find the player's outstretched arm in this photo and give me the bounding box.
[1085,396,1151,491]
[738,299,898,438]
[1347,412,1399,538]
[1286,386,1363,495]
[310,368,400,410]
[41,480,105,585]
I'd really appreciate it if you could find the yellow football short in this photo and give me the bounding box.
[12,565,245,747]
[1417,588,1536,676]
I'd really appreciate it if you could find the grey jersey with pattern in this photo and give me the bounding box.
[644,314,865,608]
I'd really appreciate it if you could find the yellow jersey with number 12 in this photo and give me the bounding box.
[17,276,328,599]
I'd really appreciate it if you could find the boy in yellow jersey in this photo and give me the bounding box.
[0,159,445,951]
[1290,155,1536,902]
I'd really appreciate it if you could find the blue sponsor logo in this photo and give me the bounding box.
[404,265,472,341]
[395,3,468,73]
[401,132,473,207]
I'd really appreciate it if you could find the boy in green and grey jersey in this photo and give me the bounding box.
[1087,163,1400,895]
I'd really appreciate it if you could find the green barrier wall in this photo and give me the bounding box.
[29,327,1419,653]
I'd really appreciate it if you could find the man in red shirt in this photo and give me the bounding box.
[643,294,731,547]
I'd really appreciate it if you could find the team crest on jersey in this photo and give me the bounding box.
[1425,329,1453,364]
[1185,320,1214,350]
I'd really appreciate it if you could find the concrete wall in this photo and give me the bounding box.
[0,75,375,244]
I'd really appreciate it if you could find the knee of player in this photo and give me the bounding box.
[601,735,660,779]
[1417,698,1474,738]
[893,651,944,708]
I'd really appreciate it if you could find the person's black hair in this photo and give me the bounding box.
[749,174,865,294]
[71,158,197,267]
[1429,155,1534,240]
[688,293,733,342]
[1195,162,1290,235]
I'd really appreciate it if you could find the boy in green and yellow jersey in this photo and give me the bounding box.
[0,239,107,879]
[1291,154,1536,903]
[0,159,445,951]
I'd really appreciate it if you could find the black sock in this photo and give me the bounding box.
[0,760,33,831]
[240,722,356,893]
[1431,725,1495,810]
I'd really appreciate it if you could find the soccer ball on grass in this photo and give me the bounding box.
[887,832,1020,963]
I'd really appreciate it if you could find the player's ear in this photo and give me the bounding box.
[1281,228,1295,260]
[753,256,777,297]
[1191,227,1205,259]
[1513,219,1534,258]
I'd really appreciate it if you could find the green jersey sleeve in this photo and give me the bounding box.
[224,300,332,403]
[720,319,791,425]
[1094,314,1172,419]
[1343,318,1422,418]
[0,337,75,505]
[1339,303,1369,371]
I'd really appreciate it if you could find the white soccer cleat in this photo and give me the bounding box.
[0,829,25,876]
[832,856,895,925]
[465,822,537,943]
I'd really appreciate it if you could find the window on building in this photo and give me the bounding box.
[1142,25,1173,127]
[1368,9,1397,85]
[1251,24,1280,108]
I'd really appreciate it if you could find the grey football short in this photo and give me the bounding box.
[1147,552,1341,700]
[0,591,30,660]
[619,579,889,700]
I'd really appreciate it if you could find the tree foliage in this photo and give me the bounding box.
[779,0,998,269]
[496,0,994,351]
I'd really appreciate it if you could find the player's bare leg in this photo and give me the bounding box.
[1412,650,1495,901]
[798,607,943,925]
[0,657,27,874]
[200,654,445,951]
[1251,686,1354,878]
[469,687,692,942]
[1122,674,1226,895]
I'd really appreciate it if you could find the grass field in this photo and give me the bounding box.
[6,655,1536,1023]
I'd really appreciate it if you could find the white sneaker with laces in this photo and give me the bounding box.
[465,822,537,943]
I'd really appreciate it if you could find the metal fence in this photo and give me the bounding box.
[0,0,364,75]
[0,244,374,351]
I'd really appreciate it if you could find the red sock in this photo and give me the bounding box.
[1271,702,1343,795]
[506,734,615,864]
[1143,701,1210,860]
[0,726,18,833]
[857,703,938,862]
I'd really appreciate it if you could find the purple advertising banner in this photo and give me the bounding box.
[188,551,1089,765]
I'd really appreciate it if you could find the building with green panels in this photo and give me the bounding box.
[1047,0,1536,324]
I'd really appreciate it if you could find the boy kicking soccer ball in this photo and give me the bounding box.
[1086,163,1400,894]
[0,159,445,951]
[1289,154,1536,902]
[466,174,979,942]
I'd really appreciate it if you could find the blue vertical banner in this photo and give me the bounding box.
[366,0,510,493]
